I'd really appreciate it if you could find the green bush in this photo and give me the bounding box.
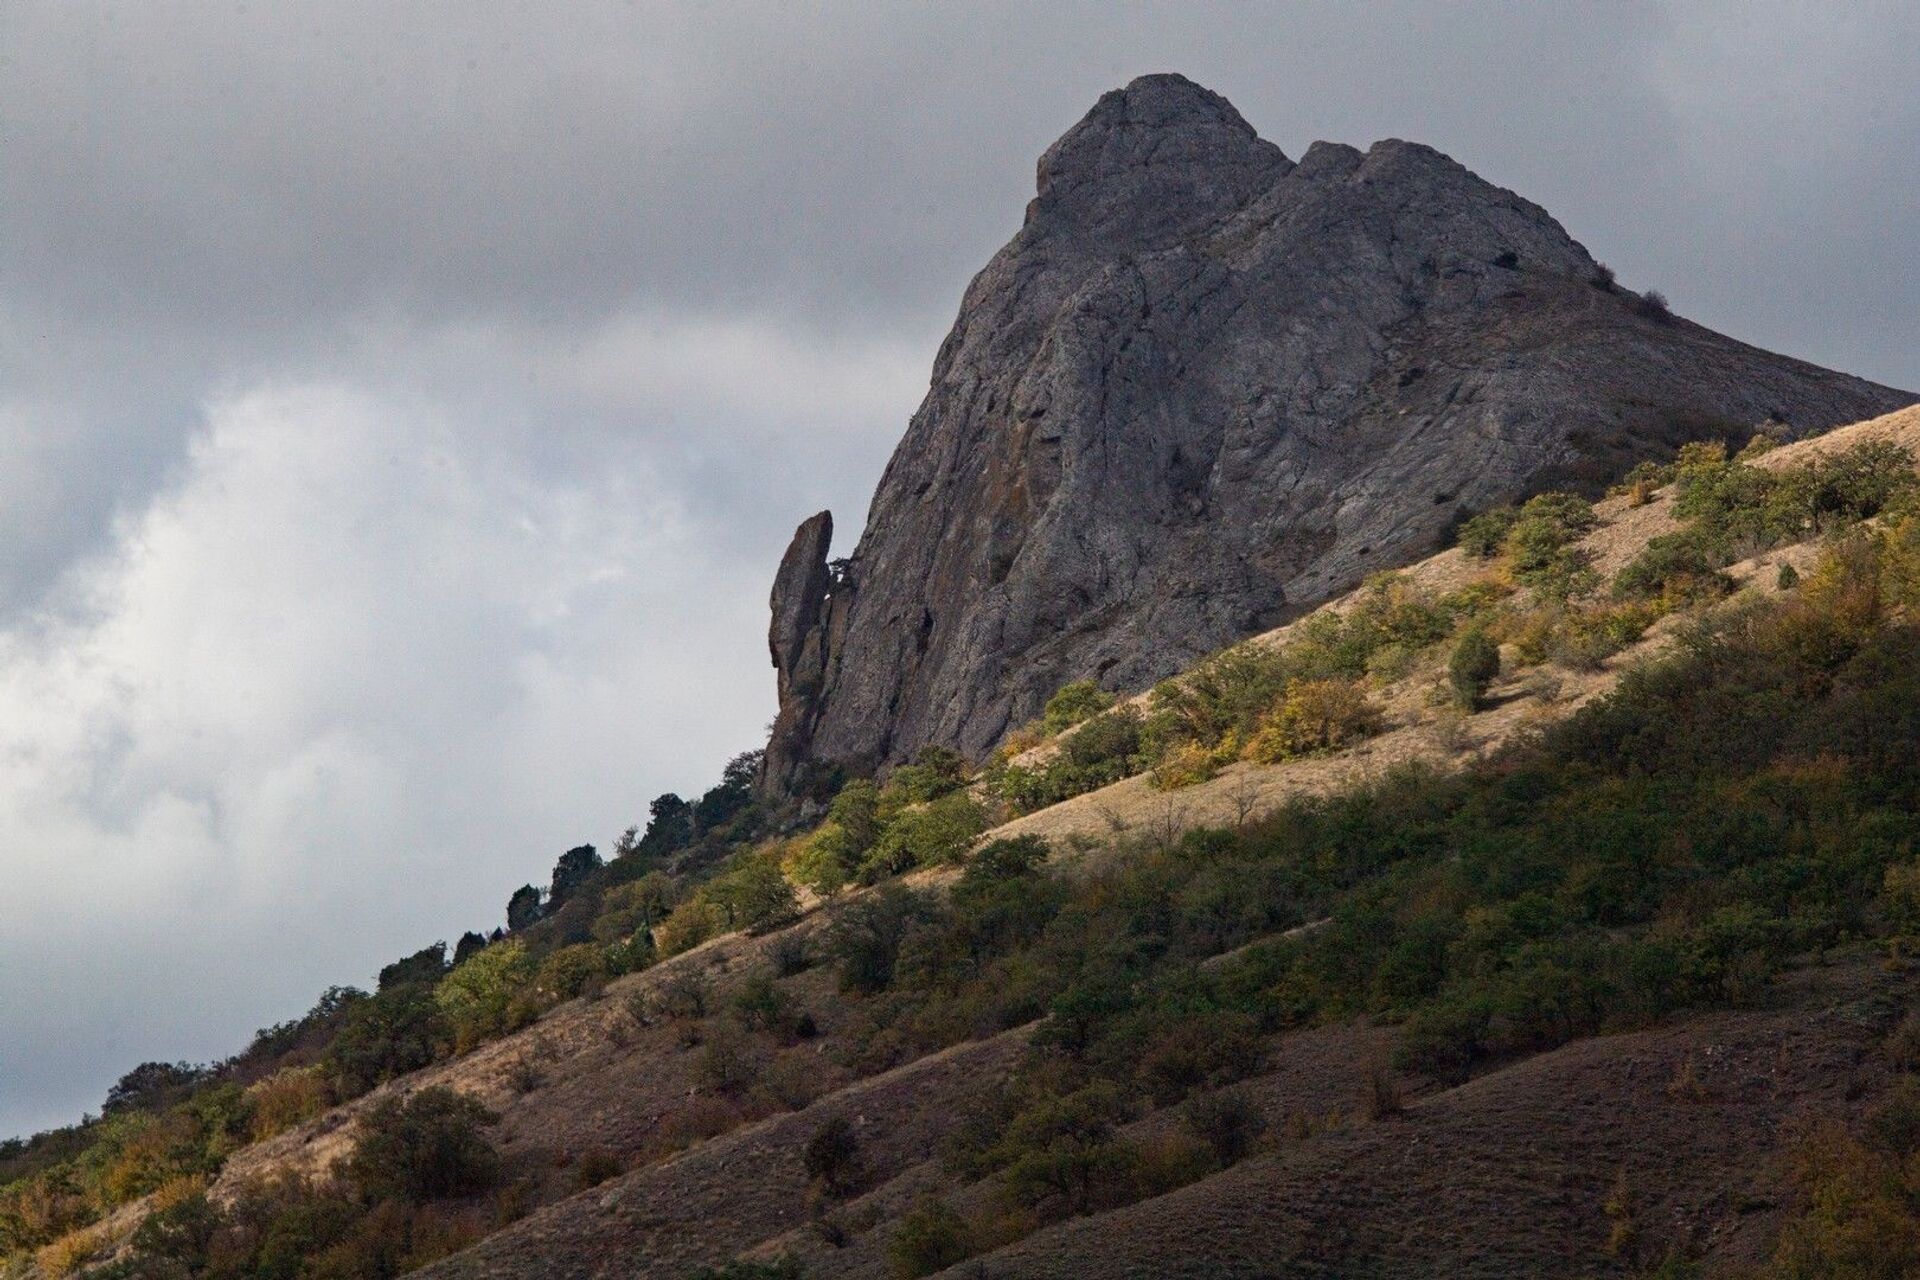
[861,793,987,881]
[827,888,942,995]
[1042,680,1116,734]
[1458,507,1520,558]
[888,1198,972,1278]
[884,746,970,803]
[435,941,538,1052]
[345,1087,500,1204]
[1448,629,1501,709]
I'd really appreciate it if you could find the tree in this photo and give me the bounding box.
[506,884,544,932]
[636,793,693,860]
[1449,628,1501,710]
[377,942,448,992]
[1042,679,1116,733]
[548,844,603,907]
[827,779,884,856]
[452,931,489,965]
[346,1087,499,1204]
[708,854,799,934]
[103,1061,206,1115]
[436,940,538,1051]
[826,887,939,994]
[861,793,987,881]
[802,1117,862,1196]
[694,750,764,834]
[889,1198,972,1277]
[325,986,441,1097]
[1184,1088,1265,1166]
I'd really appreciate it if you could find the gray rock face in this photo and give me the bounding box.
[763,73,1914,794]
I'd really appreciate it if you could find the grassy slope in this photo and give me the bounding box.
[56,404,1920,1279]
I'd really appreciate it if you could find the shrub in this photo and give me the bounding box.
[435,941,538,1052]
[1150,739,1219,789]
[1881,862,1920,936]
[346,1087,500,1204]
[966,835,1049,882]
[246,1068,330,1141]
[861,792,988,880]
[992,1082,1137,1217]
[695,1025,762,1095]
[1361,1065,1404,1119]
[532,943,611,1006]
[1635,289,1672,320]
[708,851,802,935]
[328,985,443,1093]
[1448,630,1501,710]
[826,888,941,995]
[732,972,794,1034]
[653,969,710,1020]
[1457,507,1520,559]
[1505,493,1598,598]
[883,746,970,803]
[769,931,814,977]
[761,1050,824,1111]
[572,1148,622,1191]
[1244,679,1382,763]
[689,1258,805,1280]
[1042,679,1115,734]
[888,1198,973,1278]
[1547,603,1654,672]
[35,1227,101,1278]
[128,1186,218,1265]
[1612,530,1730,604]
[785,824,856,896]
[1394,994,1492,1084]
[802,1117,862,1197]
[1183,1088,1265,1166]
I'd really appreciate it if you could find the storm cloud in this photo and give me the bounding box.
[2,1,1915,1137]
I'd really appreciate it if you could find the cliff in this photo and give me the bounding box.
[764,73,1913,792]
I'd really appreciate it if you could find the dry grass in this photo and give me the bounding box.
[90,404,1920,1277]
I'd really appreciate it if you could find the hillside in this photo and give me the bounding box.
[16,405,1920,1280]
[759,73,1914,795]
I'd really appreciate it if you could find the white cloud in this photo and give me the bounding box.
[0,381,773,1134]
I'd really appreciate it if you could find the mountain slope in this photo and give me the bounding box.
[762,73,1913,793]
[70,404,1905,1280]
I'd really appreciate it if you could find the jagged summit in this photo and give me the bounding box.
[1030,73,1289,249]
[762,76,1914,796]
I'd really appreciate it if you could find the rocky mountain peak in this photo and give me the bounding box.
[760,76,1915,798]
[1031,73,1291,250]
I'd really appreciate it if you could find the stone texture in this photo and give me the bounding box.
[762,73,1915,794]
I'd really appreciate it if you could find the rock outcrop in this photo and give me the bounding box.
[763,73,1914,794]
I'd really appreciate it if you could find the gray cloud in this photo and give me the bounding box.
[2,0,1916,1137]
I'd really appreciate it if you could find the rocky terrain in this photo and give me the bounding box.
[28,404,1910,1280]
[763,73,1912,794]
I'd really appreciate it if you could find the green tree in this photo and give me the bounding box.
[325,986,441,1097]
[346,1087,500,1204]
[889,1198,972,1278]
[505,884,544,932]
[548,844,603,907]
[435,940,537,1051]
[1448,628,1501,710]
[1042,679,1115,733]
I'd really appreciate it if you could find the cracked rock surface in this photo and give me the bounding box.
[763,73,1914,793]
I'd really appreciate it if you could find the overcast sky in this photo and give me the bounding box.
[2,1,1916,1139]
